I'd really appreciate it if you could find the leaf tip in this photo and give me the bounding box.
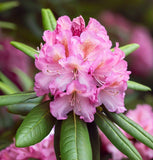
[132,43,140,49]
[10,41,15,46]
[15,135,23,148]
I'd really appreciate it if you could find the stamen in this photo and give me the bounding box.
[94,76,105,86]
[70,92,81,111]
[73,68,78,80]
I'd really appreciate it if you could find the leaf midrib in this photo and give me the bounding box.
[119,114,153,144]
[96,112,141,160]
[73,112,78,160]
[18,110,50,142]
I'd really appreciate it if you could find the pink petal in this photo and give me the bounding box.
[56,30,72,57]
[42,30,56,45]
[49,71,73,95]
[80,31,111,62]
[50,95,73,120]
[98,87,126,113]
[66,81,96,122]
[56,16,72,32]
[45,44,66,62]
[78,71,97,98]
[71,16,85,36]
[66,80,87,94]
[58,54,83,70]
[68,36,82,57]
[86,18,106,33]
[80,31,102,61]
[85,18,112,48]
[89,49,113,75]
[34,72,54,96]
[74,95,96,122]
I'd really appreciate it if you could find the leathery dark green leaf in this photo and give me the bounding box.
[54,120,62,160]
[87,121,100,160]
[111,43,139,57]
[41,8,57,31]
[95,112,142,160]
[127,80,151,91]
[15,101,55,147]
[10,41,38,59]
[0,92,37,106]
[104,109,153,149]
[120,43,139,57]
[60,112,92,160]
[7,96,43,116]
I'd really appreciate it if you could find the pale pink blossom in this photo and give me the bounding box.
[0,132,56,160]
[99,104,153,160]
[126,104,153,160]
[50,80,96,122]
[100,11,153,76]
[34,15,130,122]
[129,27,153,76]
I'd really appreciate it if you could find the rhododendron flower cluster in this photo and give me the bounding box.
[0,132,56,160]
[99,104,153,160]
[34,15,130,122]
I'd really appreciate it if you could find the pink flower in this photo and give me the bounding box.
[100,11,153,76]
[129,27,153,76]
[50,80,96,122]
[99,104,153,160]
[34,15,130,122]
[0,131,56,160]
[126,104,153,160]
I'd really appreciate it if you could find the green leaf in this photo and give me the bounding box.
[0,82,16,94]
[0,21,16,30]
[7,96,43,116]
[127,80,151,91]
[111,43,139,57]
[10,41,38,59]
[0,72,20,92]
[0,1,19,12]
[0,92,37,106]
[104,109,153,150]
[60,112,92,160]
[54,120,62,160]
[15,101,55,147]
[95,112,142,160]
[41,8,57,31]
[13,68,33,91]
[7,103,39,115]
[87,122,100,160]
[120,43,139,57]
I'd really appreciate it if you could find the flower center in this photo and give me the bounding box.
[73,68,78,80]
[70,92,81,111]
